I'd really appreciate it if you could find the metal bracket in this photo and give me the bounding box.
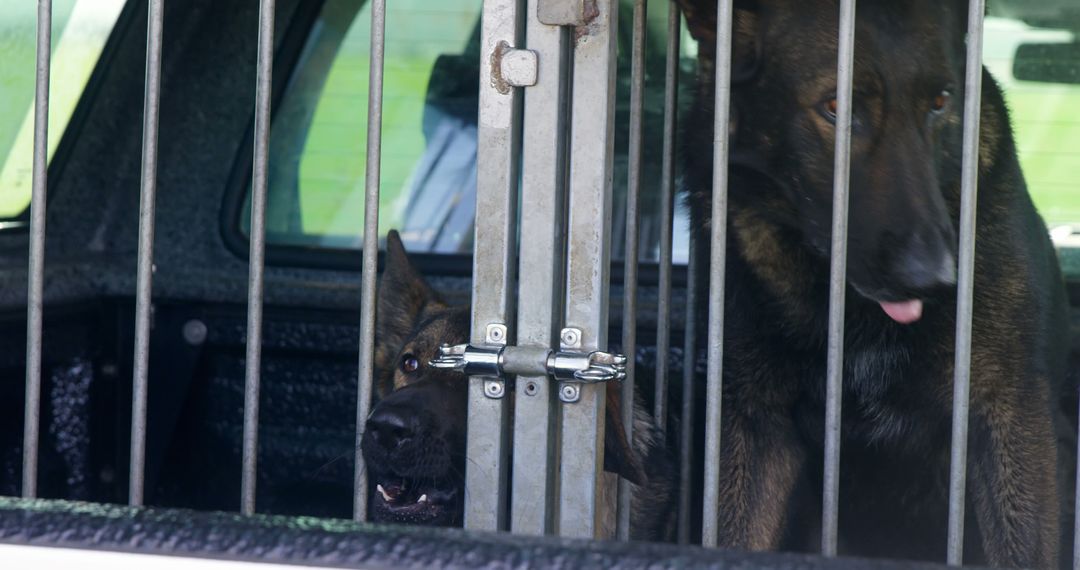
[537,0,598,27]
[429,327,626,403]
[490,41,538,94]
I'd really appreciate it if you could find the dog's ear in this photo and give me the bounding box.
[675,0,763,82]
[375,231,446,376]
[603,382,648,486]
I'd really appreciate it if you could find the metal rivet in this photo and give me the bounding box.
[183,319,208,346]
[560,327,581,348]
[486,323,507,345]
[484,379,505,399]
[559,384,580,403]
[525,381,539,396]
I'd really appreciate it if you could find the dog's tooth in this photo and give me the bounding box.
[417,494,428,503]
[377,484,393,502]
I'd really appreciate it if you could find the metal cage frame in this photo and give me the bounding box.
[7,0,1067,567]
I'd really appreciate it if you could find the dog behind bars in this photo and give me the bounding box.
[674,0,1074,567]
[359,231,678,540]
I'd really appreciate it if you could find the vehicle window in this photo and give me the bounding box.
[983,13,1080,228]
[0,0,127,221]
[244,2,1078,273]
[241,0,689,262]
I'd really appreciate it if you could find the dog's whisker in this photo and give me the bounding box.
[308,452,351,479]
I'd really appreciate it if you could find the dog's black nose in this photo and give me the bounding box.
[891,224,958,292]
[366,407,415,451]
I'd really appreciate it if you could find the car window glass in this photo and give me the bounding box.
[983,14,1080,227]
[241,0,691,263]
[0,0,126,221]
[242,2,1079,273]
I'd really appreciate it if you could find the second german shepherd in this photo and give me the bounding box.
[359,231,678,541]
[673,0,1073,567]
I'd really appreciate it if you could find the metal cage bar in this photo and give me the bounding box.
[658,0,687,544]
[22,0,53,500]
[616,0,648,542]
[820,0,857,556]
[129,0,166,508]
[665,1,691,544]
[511,0,570,536]
[353,0,387,522]
[241,0,276,516]
[654,0,681,438]
[1075,397,1080,570]
[701,0,734,548]
[679,226,697,544]
[463,0,524,532]
[946,0,987,564]
[557,0,620,539]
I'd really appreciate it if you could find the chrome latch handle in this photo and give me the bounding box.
[547,350,627,383]
[429,343,626,400]
[429,344,504,377]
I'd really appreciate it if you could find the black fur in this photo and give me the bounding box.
[673,0,1073,566]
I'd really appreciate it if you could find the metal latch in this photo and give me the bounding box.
[490,41,538,94]
[537,0,598,26]
[430,327,626,403]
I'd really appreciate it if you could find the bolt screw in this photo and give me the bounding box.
[559,384,580,403]
[560,328,581,348]
[486,323,507,345]
[485,380,505,399]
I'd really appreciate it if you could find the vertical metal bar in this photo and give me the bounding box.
[678,228,697,544]
[616,0,647,542]
[22,0,52,500]
[654,0,681,430]
[701,0,734,547]
[946,0,986,564]
[512,0,570,536]
[129,0,166,508]
[821,0,857,556]
[353,0,386,522]
[1074,397,1080,570]
[241,0,276,516]
[558,0,619,540]
[464,0,523,532]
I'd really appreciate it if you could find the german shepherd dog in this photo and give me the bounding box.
[360,231,678,541]
[672,0,1073,567]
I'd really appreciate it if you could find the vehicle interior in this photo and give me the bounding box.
[0,0,1076,542]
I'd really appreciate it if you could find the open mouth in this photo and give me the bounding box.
[371,477,459,524]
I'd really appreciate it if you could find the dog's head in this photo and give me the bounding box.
[361,231,645,526]
[679,0,973,323]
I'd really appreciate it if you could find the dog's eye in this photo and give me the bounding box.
[399,353,420,373]
[821,98,839,122]
[931,90,951,114]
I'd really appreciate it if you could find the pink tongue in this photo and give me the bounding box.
[879,300,924,324]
